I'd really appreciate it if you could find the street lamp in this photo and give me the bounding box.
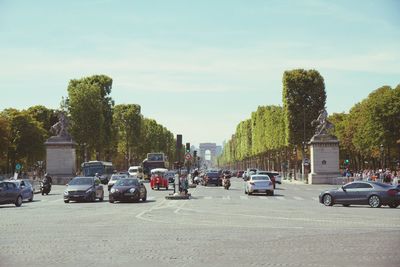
[380,144,384,170]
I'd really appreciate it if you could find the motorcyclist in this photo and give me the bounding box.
[192,168,199,183]
[43,173,52,185]
[179,175,189,195]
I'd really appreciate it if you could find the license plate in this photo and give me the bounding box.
[124,193,134,196]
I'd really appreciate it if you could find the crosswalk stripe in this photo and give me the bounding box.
[293,196,304,201]
[204,196,212,200]
[240,196,249,200]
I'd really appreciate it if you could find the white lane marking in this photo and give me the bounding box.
[240,196,249,200]
[204,196,212,200]
[222,196,231,200]
[147,196,155,201]
[258,196,267,200]
[293,196,304,201]
[275,197,285,200]
[312,197,319,201]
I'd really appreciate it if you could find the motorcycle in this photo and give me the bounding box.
[194,176,203,185]
[223,176,231,190]
[40,180,51,195]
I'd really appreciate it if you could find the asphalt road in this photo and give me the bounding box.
[1,178,399,267]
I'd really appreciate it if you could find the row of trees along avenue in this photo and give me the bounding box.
[218,69,400,175]
[0,74,176,175]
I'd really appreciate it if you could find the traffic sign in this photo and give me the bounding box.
[185,153,192,161]
[15,163,22,171]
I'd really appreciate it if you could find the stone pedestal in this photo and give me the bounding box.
[44,136,76,185]
[308,134,340,184]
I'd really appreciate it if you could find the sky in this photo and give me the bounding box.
[0,0,399,147]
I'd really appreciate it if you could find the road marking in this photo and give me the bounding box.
[222,196,231,200]
[240,196,249,200]
[147,196,155,201]
[312,197,319,201]
[204,196,212,200]
[275,197,285,201]
[293,196,304,201]
[258,196,267,200]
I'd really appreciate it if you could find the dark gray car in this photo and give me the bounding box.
[319,181,400,208]
[0,181,23,207]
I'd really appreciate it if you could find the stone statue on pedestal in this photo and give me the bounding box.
[45,111,76,184]
[308,108,340,184]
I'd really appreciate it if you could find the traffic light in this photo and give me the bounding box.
[186,143,190,153]
[193,150,197,158]
[344,159,350,165]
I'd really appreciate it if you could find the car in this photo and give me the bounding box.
[244,168,258,180]
[204,171,221,186]
[164,170,177,184]
[0,181,23,207]
[128,166,144,180]
[109,178,147,203]
[8,179,34,202]
[245,174,274,196]
[319,181,400,208]
[64,177,104,203]
[256,171,282,188]
[150,168,169,190]
[107,173,129,191]
[237,170,244,178]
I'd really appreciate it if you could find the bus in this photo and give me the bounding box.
[142,153,169,179]
[81,161,114,184]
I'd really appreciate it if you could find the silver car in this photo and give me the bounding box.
[64,177,104,203]
[319,181,400,208]
[245,175,274,196]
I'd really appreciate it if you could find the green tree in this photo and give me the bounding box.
[67,75,114,162]
[26,105,58,138]
[282,69,326,146]
[113,104,142,169]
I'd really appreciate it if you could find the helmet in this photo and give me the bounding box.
[95,173,99,176]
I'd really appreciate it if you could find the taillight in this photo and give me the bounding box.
[387,189,398,197]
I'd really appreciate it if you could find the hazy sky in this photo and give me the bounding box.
[1,0,399,147]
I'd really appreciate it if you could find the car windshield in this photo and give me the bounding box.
[111,176,123,181]
[115,179,139,187]
[207,172,219,178]
[252,176,270,181]
[69,178,94,185]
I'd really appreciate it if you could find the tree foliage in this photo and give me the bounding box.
[282,69,326,146]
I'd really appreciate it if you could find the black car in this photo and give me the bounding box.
[109,178,147,203]
[204,172,222,186]
[0,181,23,207]
[319,181,400,208]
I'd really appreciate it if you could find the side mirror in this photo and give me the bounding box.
[342,186,346,192]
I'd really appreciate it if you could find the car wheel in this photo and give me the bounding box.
[343,204,350,207]
[41,191,44,196]
[109,197,114,203]
[368,195,381,208]
[99,192,104,202]
[270,190,274,196]
[15,195,23,207]
[389,203,399,208]
[157,184,160,190]
[29,194,33,202]
[142,194,147,202]
[91,192,96,202]
[248,191,252,195]
[322,194,333,206]
[64,200,69,203]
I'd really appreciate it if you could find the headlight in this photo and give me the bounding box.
[64,190,69,195]
[129,188,137,193]
[110,188,118,193]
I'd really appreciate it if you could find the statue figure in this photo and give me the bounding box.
[312,108,334,135]
[50,112,70,138]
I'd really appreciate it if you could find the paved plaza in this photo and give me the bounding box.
[1,178,399,267]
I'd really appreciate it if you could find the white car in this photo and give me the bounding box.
[107,174,129,191]
[245,175,274,196]
[128,166,144,180]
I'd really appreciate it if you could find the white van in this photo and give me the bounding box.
[128,166,144,180]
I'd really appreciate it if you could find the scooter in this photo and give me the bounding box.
[40,180,51,195]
